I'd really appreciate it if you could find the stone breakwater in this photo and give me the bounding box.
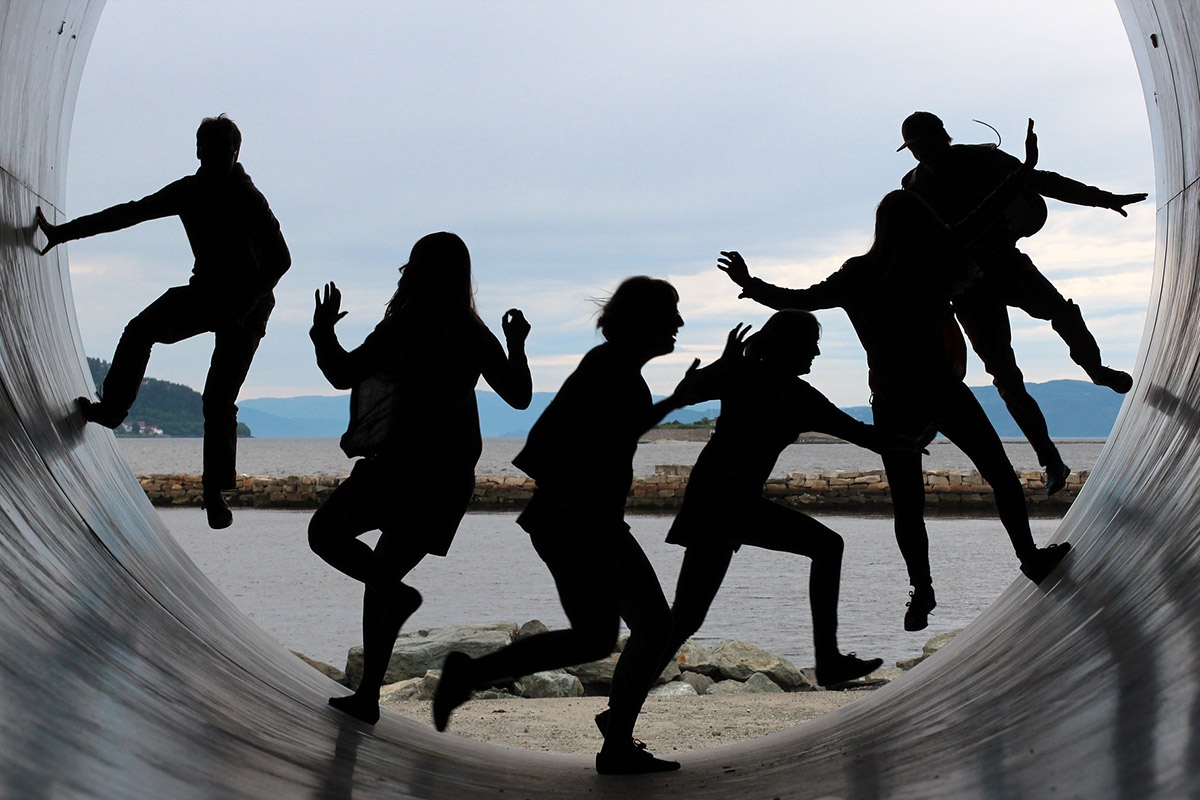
[137,465,1086,515]
[294,621,963,703]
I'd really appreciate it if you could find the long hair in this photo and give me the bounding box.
[865,189,970,291]
[385,232,481,323]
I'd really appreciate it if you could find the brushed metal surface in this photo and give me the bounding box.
[0,1,1195,796]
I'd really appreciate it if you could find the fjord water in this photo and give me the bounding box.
[129,437,1082,671]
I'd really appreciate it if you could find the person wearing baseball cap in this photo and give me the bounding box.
[898,111,1145,497]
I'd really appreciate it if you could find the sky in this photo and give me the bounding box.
[62,1,1157,407]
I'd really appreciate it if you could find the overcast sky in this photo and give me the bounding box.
[62,1,1156,407]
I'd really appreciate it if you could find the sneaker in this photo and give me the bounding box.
[1046,462,1071,496]
[77,396,124,429]
[904,584,936,632]
[1021,542,1072,585]
[815,652,883,688]
[202,491,233,530]
[432,651,473,732]
[328,693,380,725]
[595,743,680,775]
[1087,366,1133,394]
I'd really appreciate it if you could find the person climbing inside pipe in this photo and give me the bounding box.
[36,114,291,529]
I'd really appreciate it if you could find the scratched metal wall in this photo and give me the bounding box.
[1,1,1196,797]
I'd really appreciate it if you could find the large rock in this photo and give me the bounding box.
[293,651,349,686]
[707,679,748,695]
[649,681,698,697]
[656,660,681,685]
[740,672,785,694]
[345,623,517,688]
[708,640,806,689]
[513,670,585,699]
[679,671,716,695]
[514,619,550,641]
[566,653,619,687]
[669,639,715,675]
[897,628,962,670]
[379,677,423,702]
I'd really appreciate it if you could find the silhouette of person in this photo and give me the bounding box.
[35,114,290,529]
[658,311,918,689]
[309,232,532,726]
[433,276,699,775]
[720,120,1070,633]
[898,111,1146,495]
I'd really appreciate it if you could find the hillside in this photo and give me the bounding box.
[237,379,1121,439]
[840,379,1124,439]
[86,358,252,438]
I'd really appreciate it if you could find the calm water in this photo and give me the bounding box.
[118,436,1108,478]
[126,437,1083,672]
[162,507,1062,673]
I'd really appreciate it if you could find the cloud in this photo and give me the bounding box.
[65,1,1156,406]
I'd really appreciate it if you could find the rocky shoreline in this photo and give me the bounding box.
[138,465,1084,515]
[297,621,958,754]
[298,620,957,703]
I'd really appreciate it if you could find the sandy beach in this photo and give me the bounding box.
[383,689,872,756]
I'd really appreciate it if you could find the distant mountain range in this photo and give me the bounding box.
[839,379,1123,438]
[238,379,1122,439]
[238,393,721,439]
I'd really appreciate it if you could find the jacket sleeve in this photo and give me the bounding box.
[479,325,532,410]
[55,180,186,242]
[310,323,390,391]
[1028,169,1118,208]
[738,268,848,312]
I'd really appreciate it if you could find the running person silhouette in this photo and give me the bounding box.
[434,276,700,775]
[656,311,918,690]
[36,114,290,528]
[310,232,531,726]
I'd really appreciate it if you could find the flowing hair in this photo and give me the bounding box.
[594,276,679,345]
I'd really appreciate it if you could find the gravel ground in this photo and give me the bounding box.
[383,689,873,757]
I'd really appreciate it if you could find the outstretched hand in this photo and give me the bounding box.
[670,358,705,407]
[1108,192,1148,217]
[502,308,531,345]
[719,322,752,361]
[718,250,752,287]
[1022,118,1038,170]
[35,207,60,256]
[312,282,348,330]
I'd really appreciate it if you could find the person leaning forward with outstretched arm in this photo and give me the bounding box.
[37,114,290,529]
[718,121,1070,633]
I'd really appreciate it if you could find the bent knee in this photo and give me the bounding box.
[825,532,845,559]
